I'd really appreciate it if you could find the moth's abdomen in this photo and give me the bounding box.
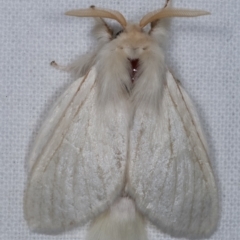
[87,198,147,240]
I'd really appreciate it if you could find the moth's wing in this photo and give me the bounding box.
[24,68,128,233]
[128,71,218,238]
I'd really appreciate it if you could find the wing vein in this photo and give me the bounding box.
[29,71,90,178]
[179,153,188,225]
[72,141,82,216]
[167,101,178,221]
[167,79,208,183]
[51,156,58,224]
[176,82,208,156]
[152,91,174,202]
[198,178,204,234]
[43,82,95,174]
[188,162,195,230]
[75,116,93,214]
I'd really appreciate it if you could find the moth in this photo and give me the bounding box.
[24,1,219,239]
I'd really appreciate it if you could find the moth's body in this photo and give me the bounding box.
[25,1,218,240]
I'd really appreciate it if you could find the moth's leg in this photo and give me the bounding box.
[50,61,70,72]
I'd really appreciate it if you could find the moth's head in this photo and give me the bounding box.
[111,24,154,60]
[65,2,210,50]
[65,1,209,82]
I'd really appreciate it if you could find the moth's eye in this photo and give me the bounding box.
[114,30,123,38]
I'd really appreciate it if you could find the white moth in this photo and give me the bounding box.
[24,1,219,239]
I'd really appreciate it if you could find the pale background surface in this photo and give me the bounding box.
[0,0,239,239]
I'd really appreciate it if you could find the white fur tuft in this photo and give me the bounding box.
[92,18,113,43]
[131,44,165,113]
[149,0,172,47]
[150,18,170,47]
[66,18,113,79]
[87,198,147,240]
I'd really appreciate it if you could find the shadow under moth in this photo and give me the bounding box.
[24,0,219,239]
